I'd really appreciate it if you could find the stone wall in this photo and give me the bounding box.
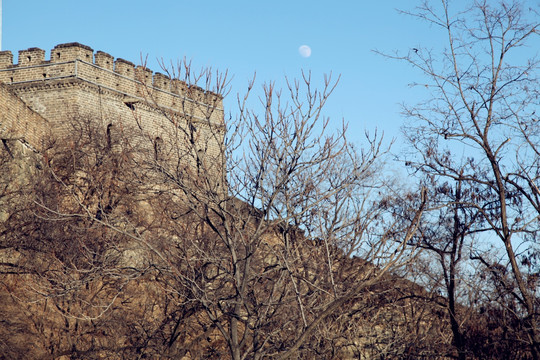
[0,43,223,124]
[0,43,225,174]
[0,82,49,150]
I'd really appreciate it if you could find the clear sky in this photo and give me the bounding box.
[2,0,538,151]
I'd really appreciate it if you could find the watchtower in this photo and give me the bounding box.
[0,43,225,173]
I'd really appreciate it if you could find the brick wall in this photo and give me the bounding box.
[0,42,225,177]
[0,82,49,150]
[0,43,223,125]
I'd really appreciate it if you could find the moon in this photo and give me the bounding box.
[298,45,312,58]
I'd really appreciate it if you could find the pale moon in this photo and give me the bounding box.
[298,45,312,58]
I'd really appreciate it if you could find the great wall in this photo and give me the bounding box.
[0,42,224,160]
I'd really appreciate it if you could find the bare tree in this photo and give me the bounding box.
[131,68,429,359]
[0,115,192,359]
[0,59,430,357]
[384,0,540,357]
[403,177,492,359]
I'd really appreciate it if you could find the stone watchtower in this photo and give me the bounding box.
[0,42,225,172]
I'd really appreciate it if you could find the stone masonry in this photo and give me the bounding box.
[0,42,225,167]
[0,82,49,150]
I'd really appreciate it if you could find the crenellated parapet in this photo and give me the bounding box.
[0,43,224,125]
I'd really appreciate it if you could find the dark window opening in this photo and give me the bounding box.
[106,124,113,149]
[154,137,163,161]
[27,56,31,62]
[124,99,138,111]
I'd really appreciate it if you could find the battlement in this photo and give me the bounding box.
[0,43,224,124]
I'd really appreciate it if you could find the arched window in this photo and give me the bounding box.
[106,124,113,150]
[154,137,163,161]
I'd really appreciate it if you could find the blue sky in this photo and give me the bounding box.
[2,0,538,151]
